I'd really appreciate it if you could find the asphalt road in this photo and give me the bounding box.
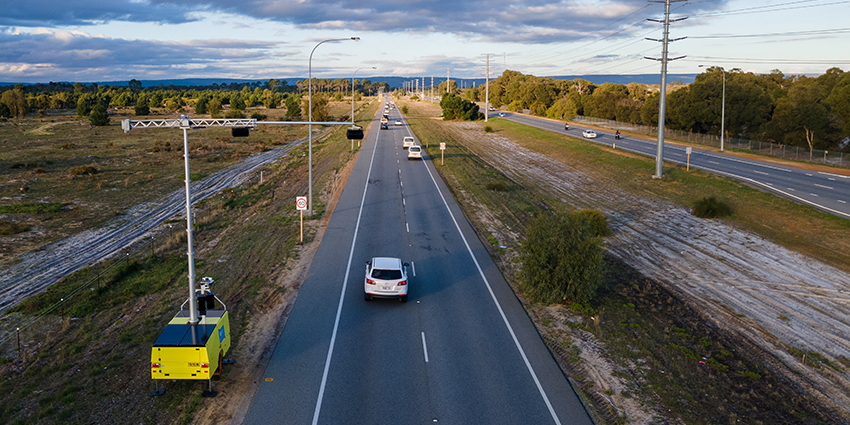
[243,98,593,425]
[496,111,850,219]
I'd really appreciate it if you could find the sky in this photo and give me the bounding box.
[0,0,848,84]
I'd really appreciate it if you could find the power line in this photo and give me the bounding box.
[691,27,850,39]
[694,0,850,17]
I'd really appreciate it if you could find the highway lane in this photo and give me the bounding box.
[244,97,592,424]
[498,111,850,219]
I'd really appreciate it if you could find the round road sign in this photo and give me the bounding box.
[296,196,308,210]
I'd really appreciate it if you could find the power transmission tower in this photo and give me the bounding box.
[645,0,687,178]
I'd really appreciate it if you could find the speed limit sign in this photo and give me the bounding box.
[440,143,446,150]
[296,196,308,211]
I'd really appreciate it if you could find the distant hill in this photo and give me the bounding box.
[1,74,697,89]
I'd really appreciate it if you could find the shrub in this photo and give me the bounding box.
[250,111,267,120]
[692,196,732,218]
[89,102,110,126]
[573,209,610,236]
[401,105,409,114]
[225,109,246,119]
[519,210,606,304]
[484,126,493,133]
[485,182,507,192]
[70,165,98,175]
[134,104,150,116]
[440,93,484,121]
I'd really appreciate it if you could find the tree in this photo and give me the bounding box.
[825,73,850,136]
[0,87,28,117]
[439,92,483,121]
[89,101,110,126]
[194,96,209,115]
[134,103,150,116]
[128,79,142,92]
[285,94,301,120]
[519,210,607,304]
[0,102,12,118]
[769,79,840,151]
[208,98,223,118]
[302,93,329,122]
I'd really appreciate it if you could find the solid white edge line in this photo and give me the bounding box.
[421,159,563,425]
[421,332,429,363]
[312,117,381,425]
[696,165,850,219]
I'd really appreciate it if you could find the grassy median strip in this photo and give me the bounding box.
[401,100,837,424]
[489,118,850,272]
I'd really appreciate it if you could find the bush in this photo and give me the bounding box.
[250,111,267,120]
[692,196,732,218]
[440,93,484,121]
[70,165,98,175]
[519,210,606,304]
[401,105,409,114]
[573,209,610,236]
[89,102,110,126]
[225,109,246,119]
[484,126,493,133]
[134,104,150,116]
[485,182,507,192]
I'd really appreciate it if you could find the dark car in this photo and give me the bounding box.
[380,123,388,130]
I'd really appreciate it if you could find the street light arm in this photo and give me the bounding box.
[308,36,359,216]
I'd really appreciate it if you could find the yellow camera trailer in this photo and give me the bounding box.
[150,279,233,396]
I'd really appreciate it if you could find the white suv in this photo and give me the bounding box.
[407,145,422,160]
[402,137,415,149]
[364,257,409,302]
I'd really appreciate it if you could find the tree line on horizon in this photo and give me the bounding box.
[0,77,391,123]
[456,68,850,151]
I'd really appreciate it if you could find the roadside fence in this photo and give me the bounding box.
[571,115,849,168]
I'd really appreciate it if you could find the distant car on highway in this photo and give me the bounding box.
[364,257,409,302]
[403,136,415,149]
[582,130,597,139]
[564,123,569,130]
[395,120,402,126]
[499,112,505,117]
[407,145,422,160]
[381,123,388,130]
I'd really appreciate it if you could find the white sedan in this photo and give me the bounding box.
[402,136,416,149]
[364,257,409,302]
[407,145,422,160]
[395,120,403,126]
[582,130,597,139]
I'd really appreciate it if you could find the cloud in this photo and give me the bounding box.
[6,0,729,44]
[0,0,204,26]
[0,28,287,82]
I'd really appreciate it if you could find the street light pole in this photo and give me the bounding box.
[309,36,359,216]
[352,66,376,125]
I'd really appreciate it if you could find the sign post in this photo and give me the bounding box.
[440,142,446,165]
[296,196,308,242]
[686,147,692,171]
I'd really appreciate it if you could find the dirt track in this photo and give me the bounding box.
[0,134,316,313]
[447,121,850,418]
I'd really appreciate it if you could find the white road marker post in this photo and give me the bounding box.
[686,147,692,171]
[296,196,308,242]
[440,142,446,165]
